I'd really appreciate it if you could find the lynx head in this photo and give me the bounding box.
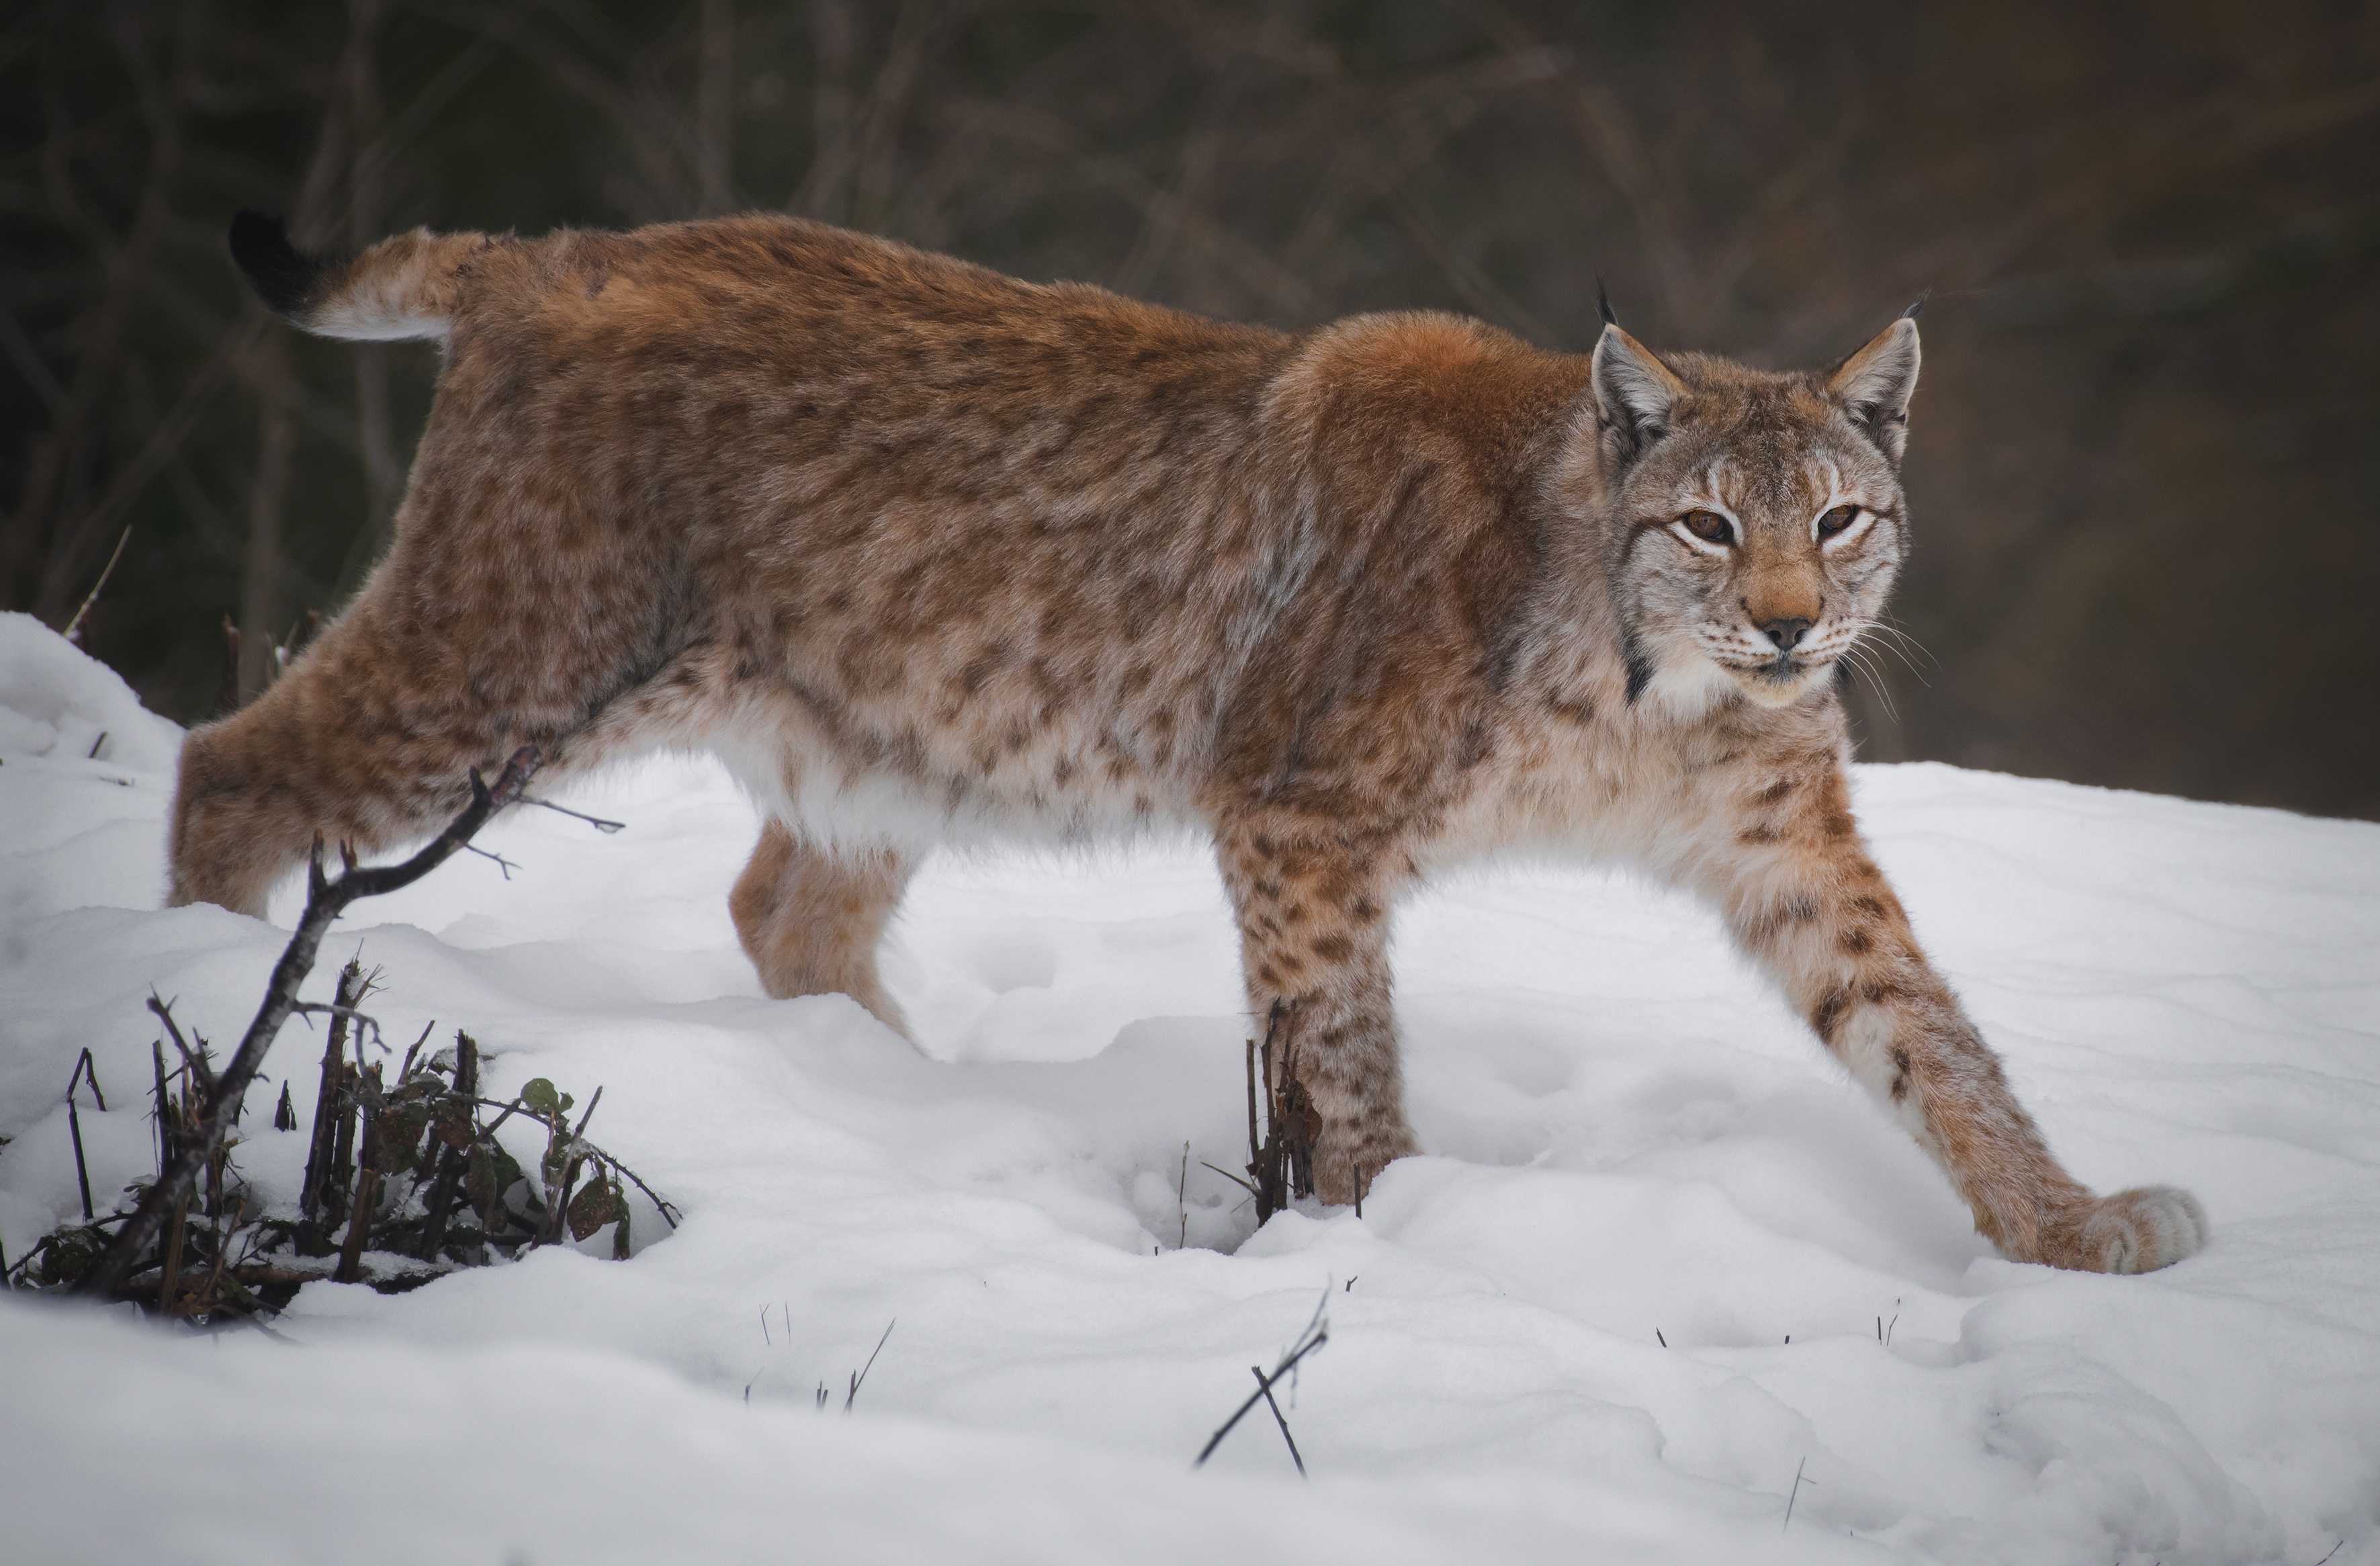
[1588,304,1923,712]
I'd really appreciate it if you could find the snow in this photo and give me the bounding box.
[1,608,2375,1565]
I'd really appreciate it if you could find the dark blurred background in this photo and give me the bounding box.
[5,1,2377,816]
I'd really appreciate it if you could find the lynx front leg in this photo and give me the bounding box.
[171,601,532,917]
[1702,763,2205,1274]
[730,819,914,1036]
[1215,815,1419,1205]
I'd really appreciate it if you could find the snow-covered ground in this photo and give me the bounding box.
[2,609,2375,1565]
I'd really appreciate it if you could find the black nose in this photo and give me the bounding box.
[1759,617,1814,652]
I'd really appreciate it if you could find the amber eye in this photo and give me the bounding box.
[1680,509,1733,545]
[1816,504,1861,539]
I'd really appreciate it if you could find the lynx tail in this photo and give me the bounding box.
[228,209,482,343]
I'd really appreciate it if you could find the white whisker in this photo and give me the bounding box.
[1843,644,1900,724]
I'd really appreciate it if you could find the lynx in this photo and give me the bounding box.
[171,210,2205,1273]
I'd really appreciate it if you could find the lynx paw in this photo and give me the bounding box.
[2050,1186,2209,1274]
[1312,1121,1419,1207]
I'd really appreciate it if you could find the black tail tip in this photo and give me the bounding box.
[228,210,322,318]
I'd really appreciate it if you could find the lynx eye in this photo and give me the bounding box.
[1815,503,1863,541]
[1679,509,1733,546]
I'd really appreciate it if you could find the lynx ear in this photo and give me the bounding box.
[1591,323,1687,469]
[1827,313,1922,464]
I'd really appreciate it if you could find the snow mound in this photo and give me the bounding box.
[0,609,183,775]
[3,622,2377,1565]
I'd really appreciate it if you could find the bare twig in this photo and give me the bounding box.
[75,748,541,1298]
[523,795,626,833]
[1251,1364,1306,1477]
[461,842,520,879]
[147,994,214,1102]
[1783,1456,1810,1531]
[413,1030,478,1261]
[333,1061,385,1283]
[59,525,129,644]
[71,1047,107,1111]
[67,1084,94,1223]
[844,1319,895,1412]
[398,1020,434,1082]
[298,959,367,1248]
[288,1001,386,1055]
[1196,1290,1330,1468]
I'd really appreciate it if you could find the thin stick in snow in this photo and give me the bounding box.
[64,1048,105,1222]
[1783,1456,1812,1531]
[1200,1161,1256,1196]
[298,960,366,1236]
[1195,1289,1329,1469]
[846,1319,895,1411]
[71,1047,108,1110]
[1251,1365,1306,1477]
[60,524,130,645]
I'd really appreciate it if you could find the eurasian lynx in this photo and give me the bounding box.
[172,211,2205,1272]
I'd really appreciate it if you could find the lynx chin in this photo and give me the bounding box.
[173,210,2205,1274]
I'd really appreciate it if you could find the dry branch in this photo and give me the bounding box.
[75,747,541,1297]
[1195,1289,1329,1470]
[1243,1002,1317,1224]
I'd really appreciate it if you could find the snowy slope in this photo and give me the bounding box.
[1,610,2375,1566]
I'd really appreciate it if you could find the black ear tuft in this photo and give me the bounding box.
[1901,290,1930,321]
[1596,277,1619,329]
[228,210,324,318]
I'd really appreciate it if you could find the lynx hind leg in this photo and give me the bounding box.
[1215,815,1420,1206]
[730,818,914,1036]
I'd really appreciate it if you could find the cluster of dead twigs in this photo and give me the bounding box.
[1198,1001,1329,1226]
[0,748,676,1324]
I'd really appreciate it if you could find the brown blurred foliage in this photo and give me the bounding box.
[5,1,2376,815]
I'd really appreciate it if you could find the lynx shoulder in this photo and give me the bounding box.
[173,212,2204,1273]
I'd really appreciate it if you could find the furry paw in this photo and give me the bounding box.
[2050,1186,2209,1274]
[1311,1121,1419,1207]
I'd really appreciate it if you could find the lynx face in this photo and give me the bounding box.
[1591,318,1921,712]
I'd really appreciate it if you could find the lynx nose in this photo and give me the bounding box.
[1757,616,1814,653]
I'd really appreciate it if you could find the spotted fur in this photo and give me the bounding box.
[171,213,2204,1271]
